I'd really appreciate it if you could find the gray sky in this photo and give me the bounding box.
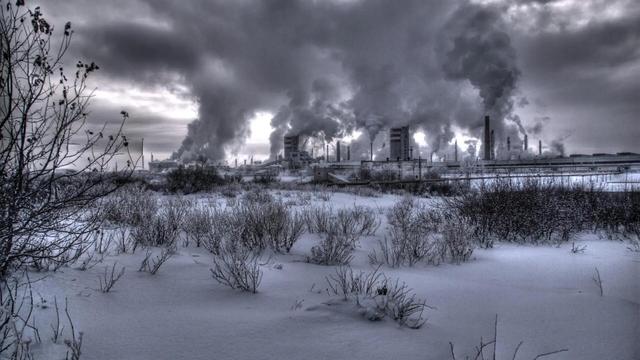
[41,0,640,161]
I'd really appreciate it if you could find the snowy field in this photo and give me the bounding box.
[21,190,639,360]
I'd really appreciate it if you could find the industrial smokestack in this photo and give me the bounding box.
[507,137,511,152]
[484,115,491,161]
[326,144,329,162]
[347,146,351,161]
[336,141,341,163]
[524,134,528,152]
[454,140,458,162]
[538,140,542,156]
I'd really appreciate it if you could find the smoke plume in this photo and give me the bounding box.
[67,0,528,161]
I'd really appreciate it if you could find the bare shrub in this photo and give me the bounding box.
[183,207,216,248]
[131,215,179,249]
[130,198,188,249]
[97,185,157,227]
[592,267,604,296]
[75,249,102,272]
[316,191,332,202]
[111,227,132,255]
[62,298,83,360]
[325,266,429,328]
[443,178,639,245]
[570,242,587,254]
[302,206,332,234]
[308,232,354,265]
[627,238,640,253]
[97,263,125,293]
[242,188,274,204]
[302,205,380,246]
[229,199,305,253]
[210,243,262,293]
[369,197,438,267]
[138,248,173,275]
[0,275,38,358]
[441,220,474,264]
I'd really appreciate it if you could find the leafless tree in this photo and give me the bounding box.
[0,2,132,277]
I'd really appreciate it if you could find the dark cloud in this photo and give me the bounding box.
[39,0,640,159]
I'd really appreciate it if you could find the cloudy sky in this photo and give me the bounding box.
[40,0,640,162]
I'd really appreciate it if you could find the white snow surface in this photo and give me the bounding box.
[25,190,640,360]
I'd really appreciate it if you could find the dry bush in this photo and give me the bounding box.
[182,207,216,248]
[210,243,263,293]
[0,276,38,358]
[242,188,274,204]
[369,197,439,267]
[97,263,125,293]
[138,248,172,275]
[97,185,158,227]
[131,215,180,249]
[325,266,429,328]
[130,198,189,249]
[308,232,355,265]
[302,206,332,234]
[316,191,332,202]
[443,178,640,245]
[303,205,380,242]
[228,199,305,253]
[441,220,474,264]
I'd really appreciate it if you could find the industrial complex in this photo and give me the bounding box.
[148,115,640,184]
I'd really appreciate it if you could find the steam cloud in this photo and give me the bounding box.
[70,0,530,161]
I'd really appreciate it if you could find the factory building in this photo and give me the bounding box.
[389,126,411,161]
[284,135,300,160]
[283,134,313,168]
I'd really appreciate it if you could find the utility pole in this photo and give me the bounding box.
[141,137,145,171]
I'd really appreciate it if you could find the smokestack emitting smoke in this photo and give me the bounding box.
[347,146,351,161]
[524,134,528,151]
[336,141,341,163]
[539,140,542,156]
[507,137,511,152]
[484,116,491,161]
[454,140,458,162]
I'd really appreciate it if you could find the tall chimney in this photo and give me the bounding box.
[490,130,495,160]
[326,144,329,162]
[507,137,511,152]
[538,140,542,156]
[484,115,491,161]
[454,140,458,162]
[347,146,351,161]
[524,134,528,151]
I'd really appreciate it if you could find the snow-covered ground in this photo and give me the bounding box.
[26,191,639,360]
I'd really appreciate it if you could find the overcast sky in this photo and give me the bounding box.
[41,0,640,162]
